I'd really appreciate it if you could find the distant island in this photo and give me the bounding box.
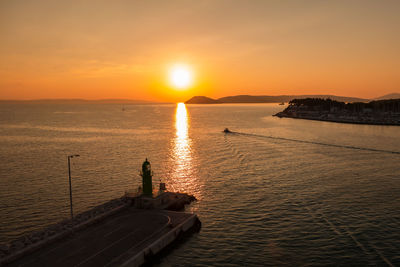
[185,93,400,104]
[185,94,370,104]
[274,98,400,126]
[185,96,222,104]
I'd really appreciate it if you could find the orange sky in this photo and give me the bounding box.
[1,0,399,102]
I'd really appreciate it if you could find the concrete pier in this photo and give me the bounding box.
[1,159,200,266]
[5,207,200,267]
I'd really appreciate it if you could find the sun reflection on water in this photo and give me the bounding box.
[176,103,189,141]
[169,103,198,196]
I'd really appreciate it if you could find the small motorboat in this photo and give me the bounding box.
[279,102,285,105]
[223,128,232,133]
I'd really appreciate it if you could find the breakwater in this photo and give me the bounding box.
[0,197,130,265]
[1,192,199,266]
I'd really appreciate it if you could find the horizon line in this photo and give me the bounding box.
[1,92,399,102]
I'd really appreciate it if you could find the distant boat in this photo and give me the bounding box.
[122,106,126,111]
[279,102,285,105]
[223,128,232,133]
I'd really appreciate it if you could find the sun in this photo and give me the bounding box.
[169,64,193,89]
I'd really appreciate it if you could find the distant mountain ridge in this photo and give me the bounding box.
[185,94,372,104]
[374,93,400,100]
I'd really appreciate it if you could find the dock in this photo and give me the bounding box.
[3,205,200,267]
[0,159,200,266]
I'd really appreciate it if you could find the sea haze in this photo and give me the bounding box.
[0,103,399,266]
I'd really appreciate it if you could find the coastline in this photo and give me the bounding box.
[274,112,400,126]
[274,98,400,126]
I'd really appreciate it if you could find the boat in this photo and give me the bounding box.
[279,102,285,105]
[223,128,232,133]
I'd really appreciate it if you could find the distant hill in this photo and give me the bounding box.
[186,94,368,104]
[185,96,222,104]
[374,93,400,100]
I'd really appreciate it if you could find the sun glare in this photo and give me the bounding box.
[169,65,193,89]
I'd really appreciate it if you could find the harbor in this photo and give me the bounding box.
[1,103,400,266]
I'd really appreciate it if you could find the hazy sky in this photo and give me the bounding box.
[1,0,399,102]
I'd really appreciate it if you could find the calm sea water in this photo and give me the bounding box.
[0,103,399,266]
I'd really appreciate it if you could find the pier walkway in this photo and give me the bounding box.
[8,208,195,267]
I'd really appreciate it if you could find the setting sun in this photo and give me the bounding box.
[169,65,193,90]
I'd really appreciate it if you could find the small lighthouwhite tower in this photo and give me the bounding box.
[141,158,153,196]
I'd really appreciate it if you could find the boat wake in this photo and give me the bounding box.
[225,131,400,155]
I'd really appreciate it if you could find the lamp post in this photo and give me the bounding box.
[67,154,80,219]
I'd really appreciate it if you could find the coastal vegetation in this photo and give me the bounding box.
[275,98,400,125]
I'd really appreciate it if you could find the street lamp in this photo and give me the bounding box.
[67,154,80,219]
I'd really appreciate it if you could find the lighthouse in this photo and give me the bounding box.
[141,158,153,196]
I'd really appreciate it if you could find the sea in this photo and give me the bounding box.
[0,102,399,266]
